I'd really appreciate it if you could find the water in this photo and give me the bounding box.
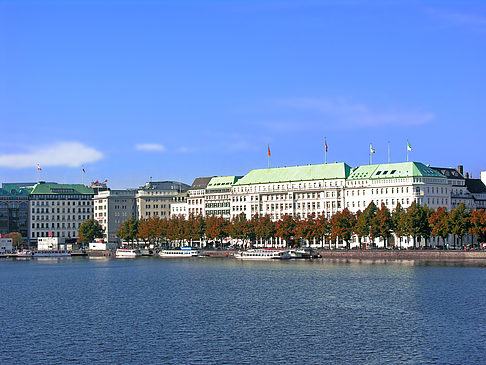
[1,258,486,364]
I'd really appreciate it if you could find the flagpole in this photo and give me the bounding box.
[388,141,390,164]
[369,145,372,165]
[324,137,327,164]
[407,142,409,162]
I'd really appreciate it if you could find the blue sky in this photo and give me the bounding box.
[1,0,485,188]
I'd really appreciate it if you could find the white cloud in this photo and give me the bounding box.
[0,142,103,169]
[274,98,436,128]
[135,143,166,152]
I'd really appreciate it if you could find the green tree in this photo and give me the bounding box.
[392,202,408,249]
[315,213,330,248]
[429,206,450,248]
[78,218,104,244]
[373,203,393,248]
[449,203,471,248]
[405,201,428,248]
[331,208,356,249]
[228,213,247,241]
[116,216,139,244]
[355,202,377,248]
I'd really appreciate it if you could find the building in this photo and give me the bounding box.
[29,182,95,244]
[0,237,13,253]
[93,189,137,242]
[346,162,450,213]
[231,163,350,220]
[465,178,486,210]
[431,165,473,209]
[37,237,69,250]
[0,183,30,238]
[206,176,242,219]
[187,177,212,217]
[170,192,189,219]
[136,181,190,219]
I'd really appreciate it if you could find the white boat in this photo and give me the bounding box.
[15,250,33,258]
[33,250,71,258]
[158,247,199,257]
[115,248,141,258]
[234,249,291,260]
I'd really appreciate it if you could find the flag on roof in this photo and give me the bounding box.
[267,145,271,157]
[82,168,85,173]
[37,164,42,171]
[370,144,375,154]
[407,141,412,152]
[325,139,328,152]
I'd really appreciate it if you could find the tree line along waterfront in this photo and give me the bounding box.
[75,202,486,250]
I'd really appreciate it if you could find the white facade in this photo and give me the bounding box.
[136,181,189,220]
[29,183,94,244]
[170,193,188,219]
[94,189,137,242]
[0,238,13,253]
[37,237,66,250]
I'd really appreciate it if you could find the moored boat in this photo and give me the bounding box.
[234,249,291,260]
[33,250,71,258]
[115,248,141,258]
[158,247,199,257]
[15,250,34,258]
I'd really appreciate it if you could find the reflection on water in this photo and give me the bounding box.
[1,258,486,364]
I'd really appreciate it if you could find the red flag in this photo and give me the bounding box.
[325,139,328,152]
[267,145,271,157]
[82,168,86,173]
[94,180,99,184]
[37,164,42,171]
[103,179,108,183]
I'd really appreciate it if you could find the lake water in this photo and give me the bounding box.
[1,257,486,364]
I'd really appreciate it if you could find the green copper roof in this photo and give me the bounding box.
[0,184,30,197]
[234,163,352,185]
[348,162,446,180]
[30,183,94,195]
[207,176,241,190]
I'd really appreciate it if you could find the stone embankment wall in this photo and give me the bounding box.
[317,250,486,261]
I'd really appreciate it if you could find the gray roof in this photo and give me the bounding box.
[141,181,190,192]
[466,179,486,194]
[190,177,213,190]
[430,167,464,180]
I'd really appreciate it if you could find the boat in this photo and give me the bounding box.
[158,247,199,257]
[15,250,34,258]
[115,248,141,258]
[234,249,291,260]
[33,250,71,258]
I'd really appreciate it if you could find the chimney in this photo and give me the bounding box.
[457,165,464,175]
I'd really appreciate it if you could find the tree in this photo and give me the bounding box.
[228,213,247,241]
[331,208,356,249]
[137,216,164,246]
[355,202,377,249]
[78,218,104,244]
[275,214,296,247]
[185,214,205,246]
[470,209,486,245]
[5,232,23,247]
[315,213,330,248]
[449,203,471,248]
[429,207,450,248]
[254,214,275,247]
[392,202,408,249]
[116,216,139,244]
[373,203,393,248]
[405,201,429,248]
[205,216,228,248]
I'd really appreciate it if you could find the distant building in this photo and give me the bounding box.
[136,181,190,220]
[93,189,137,242]
[187,177,212,217]
[170,192,189,219]
[431,165,473,209]
[0,183,31,238]
[0,237,13,253]
[29,182,95,244]
[206,176,242,219]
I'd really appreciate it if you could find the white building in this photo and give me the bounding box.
[170,192,189,219]
[93,189,137,242]
[0,238,13,253]
[29,182,95,245]
[187,177,212,217]
[206,176,241,219]
[136,181,189,220]
[37,237,69,250]
[231,163,350,220]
